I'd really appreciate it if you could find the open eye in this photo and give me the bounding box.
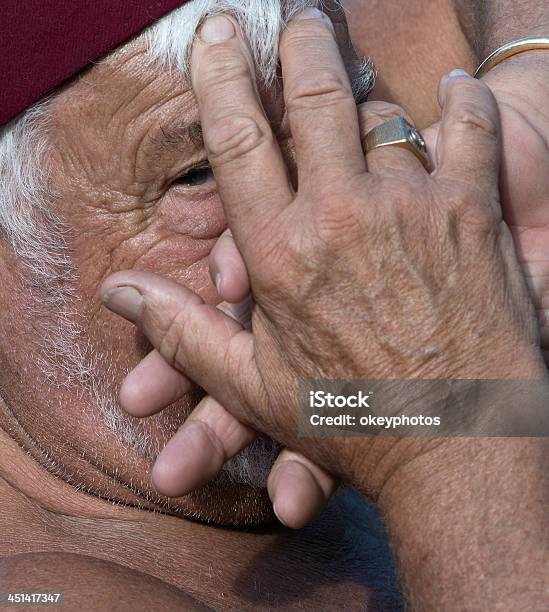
[173,163,214,187]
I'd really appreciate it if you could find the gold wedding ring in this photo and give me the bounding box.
[363,116,429,169]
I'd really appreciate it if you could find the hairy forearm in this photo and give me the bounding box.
[378,437,549,610]
[455,0,549,60]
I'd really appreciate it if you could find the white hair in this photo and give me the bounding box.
[143,0,374,100]
[0,0,372,489]
[0,98,71,272]
[144,0,318,85]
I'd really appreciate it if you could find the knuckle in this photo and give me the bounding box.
[194,419,227,463]
[158,309,188,367]
[443,180,500,229]
[447,107,498,140]
[223,330,262,412]
[314,199,362,239]
[205,115,272,166]
[198,47,251,92]
[285,72,354,112]
[358,101,409,126]
[309,188,368,248]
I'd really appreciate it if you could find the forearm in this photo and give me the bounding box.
[377,437,549,610]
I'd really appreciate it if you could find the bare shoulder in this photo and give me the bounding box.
[0,552,210,611]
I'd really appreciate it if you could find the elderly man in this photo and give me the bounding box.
[1,0,549,610]
[0,2,404,609]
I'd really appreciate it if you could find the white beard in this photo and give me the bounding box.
[30,272,279,489]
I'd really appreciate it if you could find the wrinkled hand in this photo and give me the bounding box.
[100,10,546,525]
[422,54,549,362]
[484,56,549,360]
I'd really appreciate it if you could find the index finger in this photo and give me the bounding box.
[190,15,293,252]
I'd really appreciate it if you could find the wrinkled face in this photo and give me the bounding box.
[0,15,363,525]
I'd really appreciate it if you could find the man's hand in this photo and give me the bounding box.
[484,54,549,361]
[422,53,549,364]
[100,9,545,498]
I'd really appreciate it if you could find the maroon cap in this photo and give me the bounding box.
[0,0,189,127]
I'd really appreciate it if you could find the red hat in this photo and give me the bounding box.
[0,0,189,127]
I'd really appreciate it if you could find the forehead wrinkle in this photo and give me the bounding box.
[129,81,202,164]
[115,80,202,184]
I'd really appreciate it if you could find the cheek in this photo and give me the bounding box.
[138,246,218,303]
[140,188,226,300]
[67,188,227,307]
[158,188,226,239]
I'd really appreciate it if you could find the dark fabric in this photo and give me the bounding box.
[0,0,189,127]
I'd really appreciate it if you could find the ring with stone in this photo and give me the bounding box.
[362,116,429,169]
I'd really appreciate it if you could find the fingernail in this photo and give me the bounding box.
[215,272,222,294]
[102,286,143,321]
[438,69,471,106]
[199,15,235,43]
[223,295,252,329]
[446,68,471,78]
[273,503,289,527]
[292,7,324,20]
[291,7,334,35]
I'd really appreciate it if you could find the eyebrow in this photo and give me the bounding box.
[158,120,204,152]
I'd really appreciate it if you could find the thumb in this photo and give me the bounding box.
[99,270,264,428]
[435,69,501,196]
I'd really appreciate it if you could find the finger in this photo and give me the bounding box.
[268,450,338,529]
[119,349,193,418]
[280,8,365,188]
[358,100,429,176]
[435,69,501,193]
[152,395,257,497]
[191,15,293,252]
[100,270,263,426]
[209,230,249,303]
[421,121,439,167]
